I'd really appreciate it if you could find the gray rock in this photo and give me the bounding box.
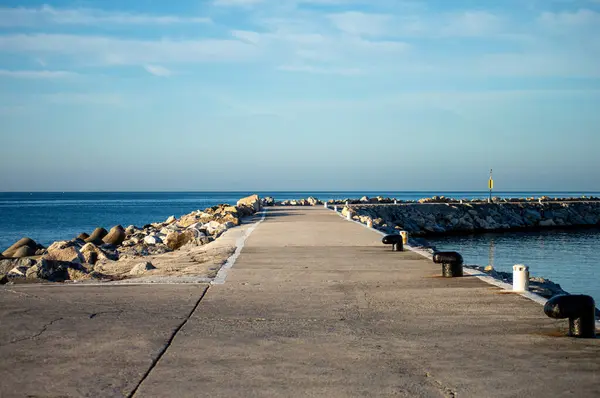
[129,262,156,276]
[0,258,36,274]
[76,232,90,241]
[12,245,37,258]
[26,259,90,282]
[2,237,38,258]
[85,228,108,245]
[44,241,85,263]
[0,273,8,285]
[144,235,162,245]
[165,230,196,251]
[165,215,176,224]
[8,266,29,277]
[102,225,126,246]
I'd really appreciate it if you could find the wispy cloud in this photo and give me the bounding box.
[328,12,394,37]
[0,69,76,78]
[0,5,210,27]
[278,64,362,75]
[144,65,172,77]
[214,0,265,6]
[0,34,257,66]
[43,92,124,106]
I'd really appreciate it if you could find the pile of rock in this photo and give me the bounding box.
[0,194,262,284]
[279,197,322,206]
[344,201,600,236]
[261,197,275,207]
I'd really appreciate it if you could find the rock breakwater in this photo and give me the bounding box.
[342,201,600,236]
[0,195,262,284]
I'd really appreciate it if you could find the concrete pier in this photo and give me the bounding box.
[1,206,599,397]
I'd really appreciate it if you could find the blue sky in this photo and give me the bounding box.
[0,0,599,192]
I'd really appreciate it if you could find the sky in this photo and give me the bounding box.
[0,0,599,192]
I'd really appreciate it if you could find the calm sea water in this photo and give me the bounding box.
[426,230,600,304]
[1,191,599,301]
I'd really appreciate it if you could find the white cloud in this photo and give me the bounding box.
[231,30,261,44]
[214,0,264,6]
[43,92,124,106]
[0,34,258,66]
[441,11,504,37]
[278,64,362,75]
[328,12,394,37]
[144,65,172,77]
[0,5,211,27]
[0,69,76,78]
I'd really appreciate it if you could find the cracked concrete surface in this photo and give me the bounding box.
[0,284,208,397]
[1,206,599,397]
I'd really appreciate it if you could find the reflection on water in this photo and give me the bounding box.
[426,229,600,304]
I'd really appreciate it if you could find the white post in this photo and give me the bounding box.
[333,205,338,212]
[513,264,529,292]
[346,210,352,220]
[394,199,397,204]
[324,202,328,209]
[366,219,373,228]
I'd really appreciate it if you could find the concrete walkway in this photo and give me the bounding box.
[1,206,599,397]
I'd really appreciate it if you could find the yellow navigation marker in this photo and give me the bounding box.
[488,169,494,202]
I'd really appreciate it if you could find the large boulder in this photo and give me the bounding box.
[0,258,36,274]
[178,213,202,228]
[165,215,176,224]
[164,230,196,251]
[44,241,85,263]
[129,261,156,276]
[26,259,90,282]
[262,197,275,206]
[0,273,7,285]
[8,265,29,277]
[144,235,163,245]
[2,237,38,258]
[85,228,108,245]
[12,245,37,258]
[205,221,226,237]
[237,194,261,213]
[76,232,90,241]
[102,225,126,246]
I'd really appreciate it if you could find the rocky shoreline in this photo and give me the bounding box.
[0,194,262,284]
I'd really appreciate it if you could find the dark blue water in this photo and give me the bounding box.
[426,230,600,305]
[1,191,598,250]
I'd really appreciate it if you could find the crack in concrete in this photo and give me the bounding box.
[425,371,457,398]
[89,310,124,319]
[1,317,64,347]
[1,288,44,299]
[128,286,210,398]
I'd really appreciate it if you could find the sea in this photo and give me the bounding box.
[1,191,599,303]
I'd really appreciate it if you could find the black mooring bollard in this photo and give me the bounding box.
[382,235,403,252]
[432,251,464,277]
[544,294,596,338]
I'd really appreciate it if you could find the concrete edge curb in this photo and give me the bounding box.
[333,205,600,328]
[211,209,268,285]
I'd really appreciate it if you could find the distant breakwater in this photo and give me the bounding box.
[268,195,600,236]
[341,201,600,236]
